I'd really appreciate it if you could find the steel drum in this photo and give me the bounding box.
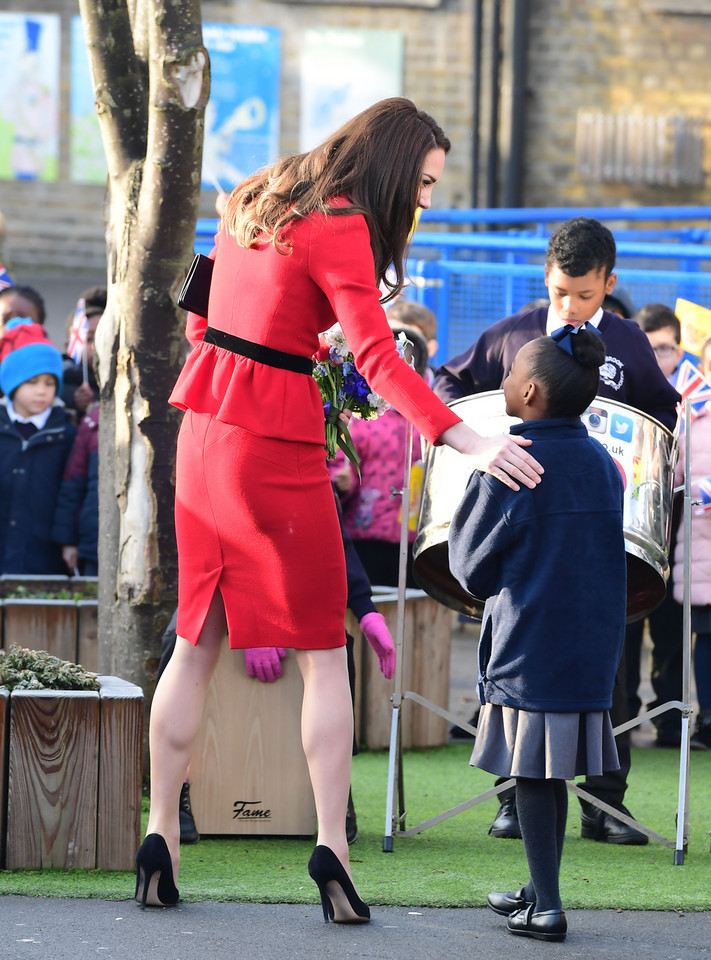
[412,391,677,623]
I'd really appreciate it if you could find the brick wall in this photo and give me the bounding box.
[523,0,711,206]
[1,0,710,270]
[0,0,473,271]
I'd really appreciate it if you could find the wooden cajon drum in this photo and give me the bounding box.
[188,640,316,836]
[346,588,451,750]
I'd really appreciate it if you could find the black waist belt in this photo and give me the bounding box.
[203,326,313,376]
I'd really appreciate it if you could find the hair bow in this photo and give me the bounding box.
[551,322,601,356]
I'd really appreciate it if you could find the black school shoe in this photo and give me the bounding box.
[487,887,535,916]
[488,795,522,839]
[179,781,200,844]
[580,802,648,845]
[507,903,567,942]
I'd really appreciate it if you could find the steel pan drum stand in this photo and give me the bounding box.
[383,423,514,851]
[384,408,693,862]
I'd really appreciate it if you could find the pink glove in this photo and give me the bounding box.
[244,647,288,683]
[360,611,396,679]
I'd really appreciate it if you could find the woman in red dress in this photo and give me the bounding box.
[135,98,543,920]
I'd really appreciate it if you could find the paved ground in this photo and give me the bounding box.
[3,897,711,960]
[3,623,700,960]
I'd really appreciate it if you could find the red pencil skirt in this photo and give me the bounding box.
[174,409,347,649]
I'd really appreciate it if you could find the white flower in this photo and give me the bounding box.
[395,330,413,361]
[323,323,350,359]
[367,392,390,415]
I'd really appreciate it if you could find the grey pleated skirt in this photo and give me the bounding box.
[471,703,620,780]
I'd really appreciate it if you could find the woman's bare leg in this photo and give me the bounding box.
[145,589,226,880]
[295,646,354,874]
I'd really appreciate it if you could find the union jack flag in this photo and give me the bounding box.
[67,298,88,365]
[674,358,711,419]
[0,263,12,289]
[698,475,711,512]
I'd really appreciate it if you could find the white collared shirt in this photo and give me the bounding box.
[545,305,603,335]
[7,400,53,431]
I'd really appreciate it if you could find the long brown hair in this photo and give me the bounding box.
[221,98,450,302]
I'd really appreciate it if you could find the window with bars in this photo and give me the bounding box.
[575,111,706,187]
[641,1,711,12]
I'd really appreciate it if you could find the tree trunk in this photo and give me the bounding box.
[78,0,209,708]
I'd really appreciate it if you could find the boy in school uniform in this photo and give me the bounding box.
[434,217,680,845]
[0,342,76,574]
[434,217,679,431]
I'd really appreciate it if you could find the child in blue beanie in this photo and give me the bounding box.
[0,342,76,573]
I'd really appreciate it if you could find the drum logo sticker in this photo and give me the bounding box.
[584,405,608,434]
[610,414,634,442]
[232,800,271,820]
[600,355,624,391]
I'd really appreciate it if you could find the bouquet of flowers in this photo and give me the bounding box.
[313,323,410,477]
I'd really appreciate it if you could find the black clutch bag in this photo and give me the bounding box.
[177,253,214,318]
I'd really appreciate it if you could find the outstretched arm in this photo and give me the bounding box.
[439,421,543,491]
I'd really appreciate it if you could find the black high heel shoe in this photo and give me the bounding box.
[307,845,370,923]
[135,834,180,908]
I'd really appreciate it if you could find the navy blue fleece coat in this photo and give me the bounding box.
[449,418,626,712]
[0,399,76,574]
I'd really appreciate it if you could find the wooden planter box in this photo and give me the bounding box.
[0,576,99,672]
[0,675,143,870]
[3,599,78,662]
[77,600,99,673]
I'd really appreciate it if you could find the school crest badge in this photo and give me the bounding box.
[600,355,624,391]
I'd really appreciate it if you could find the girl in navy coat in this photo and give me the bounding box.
[0,342,76,574]
[449,327,626,942]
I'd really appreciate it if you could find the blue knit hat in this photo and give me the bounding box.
[0,342,63,398]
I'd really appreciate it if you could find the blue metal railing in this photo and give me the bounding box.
[417,206,711,243]
[418,206,711,225]
[194,208,711,365]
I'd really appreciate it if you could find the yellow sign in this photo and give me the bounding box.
[397,460,425,532]
[675,298,711,356]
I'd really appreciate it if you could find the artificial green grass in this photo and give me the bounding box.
[1,744,710,910]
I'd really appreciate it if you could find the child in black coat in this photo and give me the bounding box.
[0,342,76,574]
[449,327,626,942]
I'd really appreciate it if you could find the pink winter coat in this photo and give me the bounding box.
[329,408,423,545]
[673,404,711,606]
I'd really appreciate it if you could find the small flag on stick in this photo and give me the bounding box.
[68,297,89,380]
[697,475,711,513]
[674,358,711,420]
